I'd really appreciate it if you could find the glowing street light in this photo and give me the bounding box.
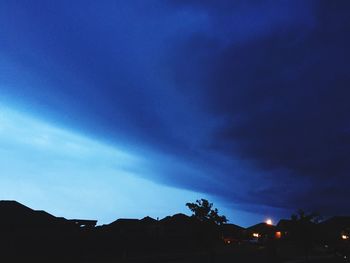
[253,233,260,238]
[266,219,273,225]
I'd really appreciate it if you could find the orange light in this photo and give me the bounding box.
[275,231,282,239]
[341,234,349,240]
[266,219,273,225]
[223,238,232,244]
[253,233,260,238]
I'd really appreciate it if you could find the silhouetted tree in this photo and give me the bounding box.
[186,199,227,225]
[291,209,320,224]
[290,209,320,261]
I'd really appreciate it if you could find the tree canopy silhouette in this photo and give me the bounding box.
[186,199,227,225]
[290,209,320,261]
[291,209,320,223]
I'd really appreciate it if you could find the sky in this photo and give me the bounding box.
[0,0,349,226]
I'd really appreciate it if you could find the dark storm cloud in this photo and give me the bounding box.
[166,0,350,214]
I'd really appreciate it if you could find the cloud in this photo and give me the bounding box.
[164,0,350,214]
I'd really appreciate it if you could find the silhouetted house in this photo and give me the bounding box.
[158,213,222,248]
[0,200,65,229]
[140,216,159,237]
[276,217,320,246]
[277,219,295,239]
[106,218,141,235]
[101,216,159,241]
[160,213,195,238]
[141,216,157,224]
[319,216,350,243]
[99,215,196,254]
[0,200,99,260]
[104,216,160,237]
[0,200,97,231]
[247,223,278,242]
[221,223,245,244]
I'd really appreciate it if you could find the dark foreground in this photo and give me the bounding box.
[1,200,350,263]
[2,240,348,263]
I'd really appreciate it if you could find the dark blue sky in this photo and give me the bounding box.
[0,0,350,225]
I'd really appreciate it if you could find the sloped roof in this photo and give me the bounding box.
[110,218,139,224]
[221,223,245,237]
[0,200,96,228]
[141,216,157,224]
[0,200,33,214]
[160,213,191,223]
[247,222,277,233]
[0,200,59,225]
[222,223,245,231]
[107,218,140,229]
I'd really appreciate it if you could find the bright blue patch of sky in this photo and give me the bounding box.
[0,104,200,223]
[0,103,270,226]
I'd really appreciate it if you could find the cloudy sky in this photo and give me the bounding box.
[0,0,349,226]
